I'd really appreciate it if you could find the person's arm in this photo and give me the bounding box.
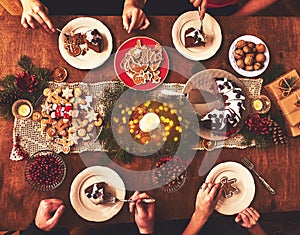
[129,191,155,234]
[20,0,55,33]
[182,182,223,235]
[122,0,150,33]
[235,207,266,235]
[21,198,67,235]
[233,0,277,16]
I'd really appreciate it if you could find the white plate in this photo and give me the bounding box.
[172,11,222,61]
[70,166,126,222]
[205,161,255,215]
[58,17,113,70]
[228,35,270,77]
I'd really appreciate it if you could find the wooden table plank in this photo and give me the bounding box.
[0,15,299,230]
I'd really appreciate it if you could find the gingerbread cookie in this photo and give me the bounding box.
[220,176,239,198]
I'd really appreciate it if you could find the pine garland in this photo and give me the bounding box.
[0,55,51,119]
[97,81,133,163]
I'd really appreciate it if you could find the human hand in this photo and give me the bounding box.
[35,198,65,231]
[122,1,150,34]
[182,182,223,235]
[129,191,155,234]
[235,207,266,235]
[194,182,223,222]
[20,0,55,33]
[189,0,207,20]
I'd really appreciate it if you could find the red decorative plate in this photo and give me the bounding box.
[114,36,169,91]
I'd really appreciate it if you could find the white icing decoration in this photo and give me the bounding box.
[61,87,74,100]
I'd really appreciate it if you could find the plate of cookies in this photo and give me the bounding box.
[114,36,169,91]
[229,35,270,77]
[205,161,255,215]
[172,11,222,61]
[32,85,103,154]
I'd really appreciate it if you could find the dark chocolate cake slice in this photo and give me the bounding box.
[84,182,108,205]
[184,27,206,48]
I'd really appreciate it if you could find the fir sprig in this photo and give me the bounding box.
[0,55,51,119]
[97,81,134,163]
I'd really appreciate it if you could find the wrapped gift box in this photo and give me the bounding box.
[277,89,300,114]
[264,69,300,103]
[284,110,300,127]
[287,124,300,137]
[264,69,300,137]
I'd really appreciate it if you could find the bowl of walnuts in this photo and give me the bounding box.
[229,35,270,77]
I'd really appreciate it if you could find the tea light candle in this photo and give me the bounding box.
[18,104,31,117]
[139,113,160,132]
[12,99,33,120]
[252,95,271,114]
[253,99,263,111]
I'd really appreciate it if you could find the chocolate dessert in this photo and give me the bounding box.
[184,27,206,48]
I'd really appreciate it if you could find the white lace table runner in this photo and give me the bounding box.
[10,78,263,160]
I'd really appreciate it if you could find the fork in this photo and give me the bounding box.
[56,28,71,38]
[104,196,156,204]
[197,6,206,40]
[241,157,276,195]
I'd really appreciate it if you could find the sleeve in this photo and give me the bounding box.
[20,220,69,235]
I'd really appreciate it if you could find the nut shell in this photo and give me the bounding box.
[255,53,266,63]
[234,49,244,59]
[242,46,251,54]
[244,55,254,65]
[254,62,263,70]
[255,43,266,53]
[236,40,247,48]
[245,65,254,71]
[236,59,245,68]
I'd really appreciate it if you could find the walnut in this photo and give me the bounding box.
[244,54,254,65]
[254,62,263,70]
[242,46,251,54]
[236,40,247,49]
[234,49,244,60]
[255,53,266,63]
[245,65,254,71]
[255,43,266,53]
[247,42,255,48]
[236,59,245,69]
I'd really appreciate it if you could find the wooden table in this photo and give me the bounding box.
[0,15,299,231]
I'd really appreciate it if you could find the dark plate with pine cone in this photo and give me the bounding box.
[24,150,66,191]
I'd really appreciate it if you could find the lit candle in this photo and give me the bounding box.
[17,104,31,117]
[253,99,263,111]
[139,113,160,132]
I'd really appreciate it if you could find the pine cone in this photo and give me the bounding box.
[268,120,287,145]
